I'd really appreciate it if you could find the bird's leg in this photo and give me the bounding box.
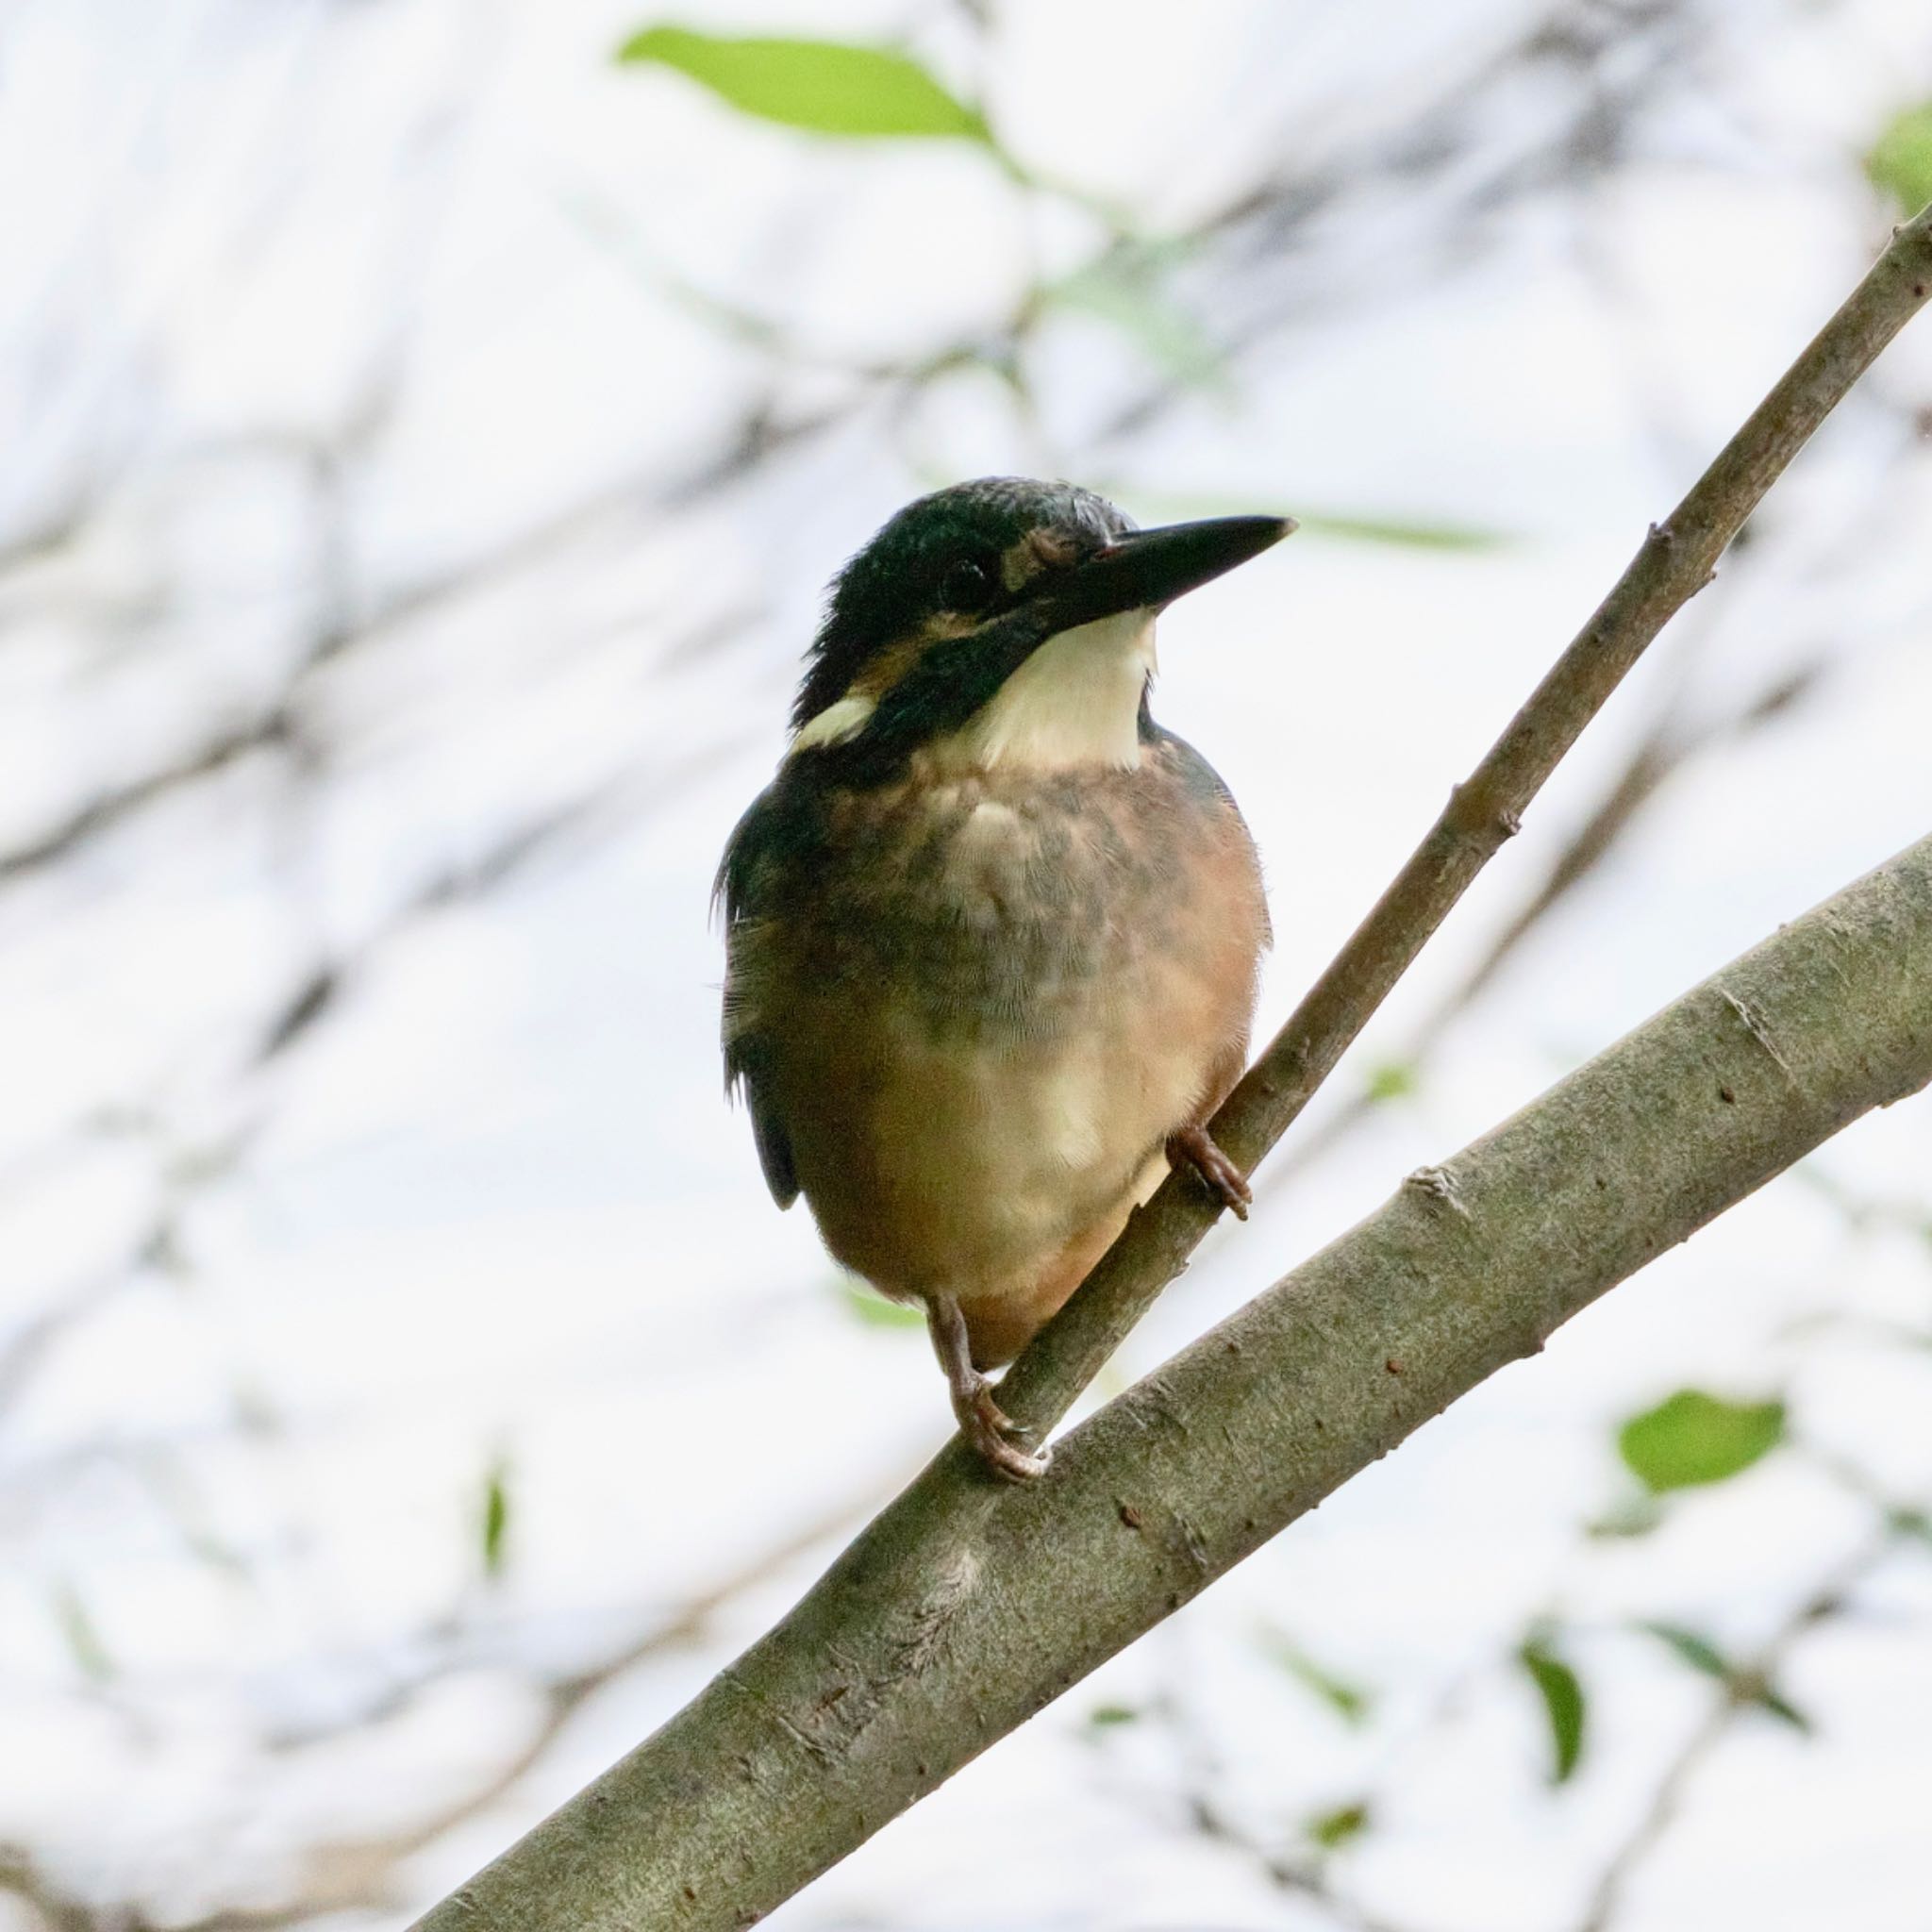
[1166,1122,1252,1220]
[925,1292,1051,1483]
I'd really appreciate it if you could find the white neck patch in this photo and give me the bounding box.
[937,608,1158,774]
[788,691,875,754]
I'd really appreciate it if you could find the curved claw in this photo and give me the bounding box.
[957,1382,1052,1483]
[925,1290,1051,1481]
[1167,1123,1253,1221]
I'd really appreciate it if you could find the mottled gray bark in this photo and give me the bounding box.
[417,831,1932,1932]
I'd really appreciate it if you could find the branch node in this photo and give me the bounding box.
[1445,779,1509,846]
[1405,1163,1471,1217]
[1719,988,1802,1089]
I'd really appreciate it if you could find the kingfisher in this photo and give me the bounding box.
[717,478,1290,1479]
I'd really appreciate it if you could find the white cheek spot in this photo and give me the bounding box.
[789,691,876,754]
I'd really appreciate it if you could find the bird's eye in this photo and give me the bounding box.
[938,556,997,613]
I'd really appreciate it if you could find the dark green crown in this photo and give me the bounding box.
[795,477,1133,729]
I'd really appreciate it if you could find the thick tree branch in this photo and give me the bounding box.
[419,832,1932,1930]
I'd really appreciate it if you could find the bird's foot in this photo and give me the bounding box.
[951,1374,1051,1484]
[1167,1123,1252,1220]
[926,1291,1051,1483]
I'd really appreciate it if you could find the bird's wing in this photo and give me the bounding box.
[1149,723,1274,950]
[714,781,800,1208]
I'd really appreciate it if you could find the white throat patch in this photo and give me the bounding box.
[939,608,1158,773]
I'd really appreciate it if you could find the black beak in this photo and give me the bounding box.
[1037,514,1294,631]
[828,510,1291,776]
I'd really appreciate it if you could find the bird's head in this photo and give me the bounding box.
[789,478,1291,777]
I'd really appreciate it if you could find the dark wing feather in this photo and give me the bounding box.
[715,781,800,1208]
[732,1035,797,1209]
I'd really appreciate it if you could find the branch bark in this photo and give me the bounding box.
[420,834,1932,1931]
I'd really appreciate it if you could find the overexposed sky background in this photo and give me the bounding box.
[3,2,1931,1927]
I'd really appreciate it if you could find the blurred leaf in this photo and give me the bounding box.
[54,1580,113,1684]
[1307,1800,1372,1850]
[1518,1638,1586,1784]
[556,185,789,352]
[1044,257,1225,391]
[1753,1684,1813,1733]
[1866,102,1932,217]
[1098,485,1509,550]
[1640,1620,1728,1679]
[1257,1625,1374,1726]
[1585,1492,1664,1540]
[1887,1506,1932,1545]
[615,27,991,143]
[1638,1623,1812,1731]
[481,1457,511,1579]
[1087,1702,1140,1727]
[838,1277,925,1329]
[1292,511,1510,550]
[1618,1390,1785,1493]
[1363,1059,1420,1104]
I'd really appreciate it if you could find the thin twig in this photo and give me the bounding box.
[1575,1533,1892,1932]
[1266,649,1825,1191]
[0,1483,884,1932]
[996,200,1932,1440]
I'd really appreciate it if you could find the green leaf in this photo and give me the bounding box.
[1866,102,1932,218]
[1257,1626,1374,1726]
[1887,1506,1932,1546]
[481,1457,511,1579]
[1291,511,1510,551]
[1307,1800,1372,1850]
[1363,1059,1420,1104]
[615,27,991,143]
[1753,1685,1813,1733]
[1617,1390,1785,1493]
[1638,1623,1812,1731]
[1086,1702,1140,1727]
[1091,486,1509,551]
[1518,1638,1586,1784]
[837,1277,925,1329]
[54,1579,114,1684]
[1043,257,1225,391]
[1640,1621,1729,1679]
